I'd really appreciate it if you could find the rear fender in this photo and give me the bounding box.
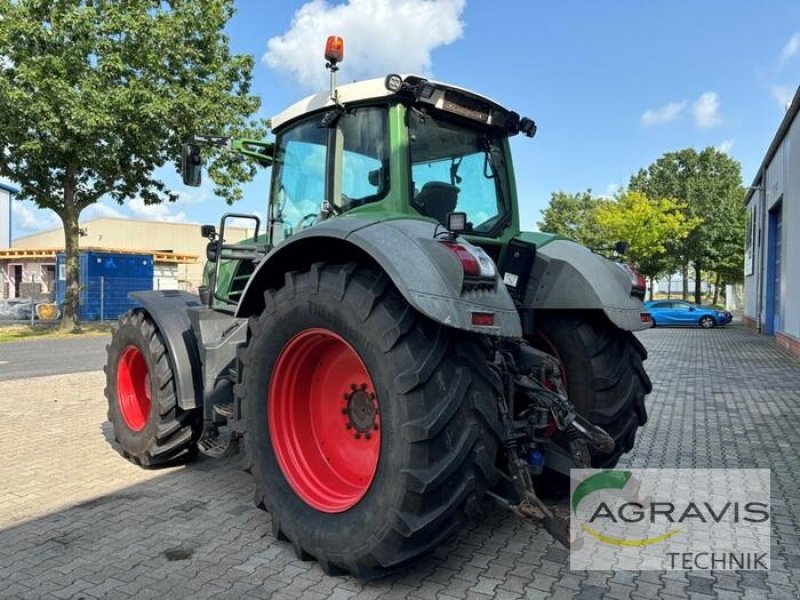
[519,238,648,331]
[236,218,522,338]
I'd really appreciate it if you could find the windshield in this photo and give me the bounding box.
[408,110,510,236]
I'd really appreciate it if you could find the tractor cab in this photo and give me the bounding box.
[184,39,537,308]
[265,72,536,246]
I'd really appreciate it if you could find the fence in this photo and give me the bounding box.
[0,275,191,326]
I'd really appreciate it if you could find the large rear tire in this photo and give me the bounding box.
[236,263,503,578]
[531,311,651,473]
[105,310,201,466]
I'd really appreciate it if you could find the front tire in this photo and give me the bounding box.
[105,310,201,466]
[237,263,503,578]
[699,315,715,328]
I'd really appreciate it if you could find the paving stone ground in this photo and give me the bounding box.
[0,325,798,599]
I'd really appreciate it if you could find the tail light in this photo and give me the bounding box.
[441,241,497,283]
[471,312,495,326]
[615,263,647,298]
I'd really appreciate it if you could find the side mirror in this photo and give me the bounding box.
[614,241,628,256]
[181,143,202,187]
[206,240,219,263]
[689,306,696,312]
[201,224,217,240]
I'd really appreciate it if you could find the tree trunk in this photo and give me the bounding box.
[694,262,702,305]
[58,170,81,331]
[681,261,689,301]
[649,276,654,300]
[667,275,672,299]
[712,272,721,306]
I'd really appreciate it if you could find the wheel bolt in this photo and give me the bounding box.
[345,423,352,429]
[369,393,376,400]
[360,383,368,390]
[365,433,371,440]
[351,384,358,390]
[341,407,348,414]
[354,433,361,439]
[374,424,379,431]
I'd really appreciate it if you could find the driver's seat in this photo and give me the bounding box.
[415,181,459,225]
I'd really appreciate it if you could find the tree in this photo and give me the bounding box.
[629,148,745,304]
[0,1,265,330]
[537,190,607,249]
[593,191,699,298]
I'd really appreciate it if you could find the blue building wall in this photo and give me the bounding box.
[56,250,153,320]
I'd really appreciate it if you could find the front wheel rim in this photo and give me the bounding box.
[269,328,381,513]
[116,345,151,431]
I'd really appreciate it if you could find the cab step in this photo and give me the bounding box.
[197,420,239,459]
[214,403,234,420]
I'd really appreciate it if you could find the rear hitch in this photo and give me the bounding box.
[486,484,575,549]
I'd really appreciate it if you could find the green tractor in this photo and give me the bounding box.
[105,37,651,578]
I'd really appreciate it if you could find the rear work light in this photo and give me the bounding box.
[441,241,497,282]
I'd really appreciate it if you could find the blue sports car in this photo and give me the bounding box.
[644,300,733,328]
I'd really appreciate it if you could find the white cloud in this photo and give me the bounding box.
[716,139,734,154]
[81,202,125,220]
[771,84,795,110]
[264,0,466,91]
[691,92,722,129]
[127,197,188,223]
[780,32,800,64]
[175,182,213,205]
[641,101,686,126]
[11,201,60,234]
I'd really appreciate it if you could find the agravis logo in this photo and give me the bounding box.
[569,469,772,571]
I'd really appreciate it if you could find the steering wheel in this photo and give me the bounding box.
[297,213,318,231]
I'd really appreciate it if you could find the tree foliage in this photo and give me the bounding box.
[593,191,699,281]
[629,148,746,301]
[537,190,607,249]
[0,0,265,329]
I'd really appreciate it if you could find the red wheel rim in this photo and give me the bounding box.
[269,328,381,513]
[116,345,151,432]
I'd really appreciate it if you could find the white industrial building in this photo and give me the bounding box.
[743,85,800,357]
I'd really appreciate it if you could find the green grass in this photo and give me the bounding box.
[0,322,113,343]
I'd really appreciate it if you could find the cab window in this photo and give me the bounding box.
[338,107,389,209]
[270,114,327,240]
[270,107,389,242]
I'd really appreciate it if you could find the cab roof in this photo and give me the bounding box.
[269,75,506,132]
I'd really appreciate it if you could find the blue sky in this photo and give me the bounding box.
[9,0,800,239]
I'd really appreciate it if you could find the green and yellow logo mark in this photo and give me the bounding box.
[572,470,681,547]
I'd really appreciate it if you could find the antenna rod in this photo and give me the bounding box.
[328,63,338,101]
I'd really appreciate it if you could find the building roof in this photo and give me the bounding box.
[12,216,252,244]
[0,182,19,195]
[0,247,197,264]
[744,85,800,205]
